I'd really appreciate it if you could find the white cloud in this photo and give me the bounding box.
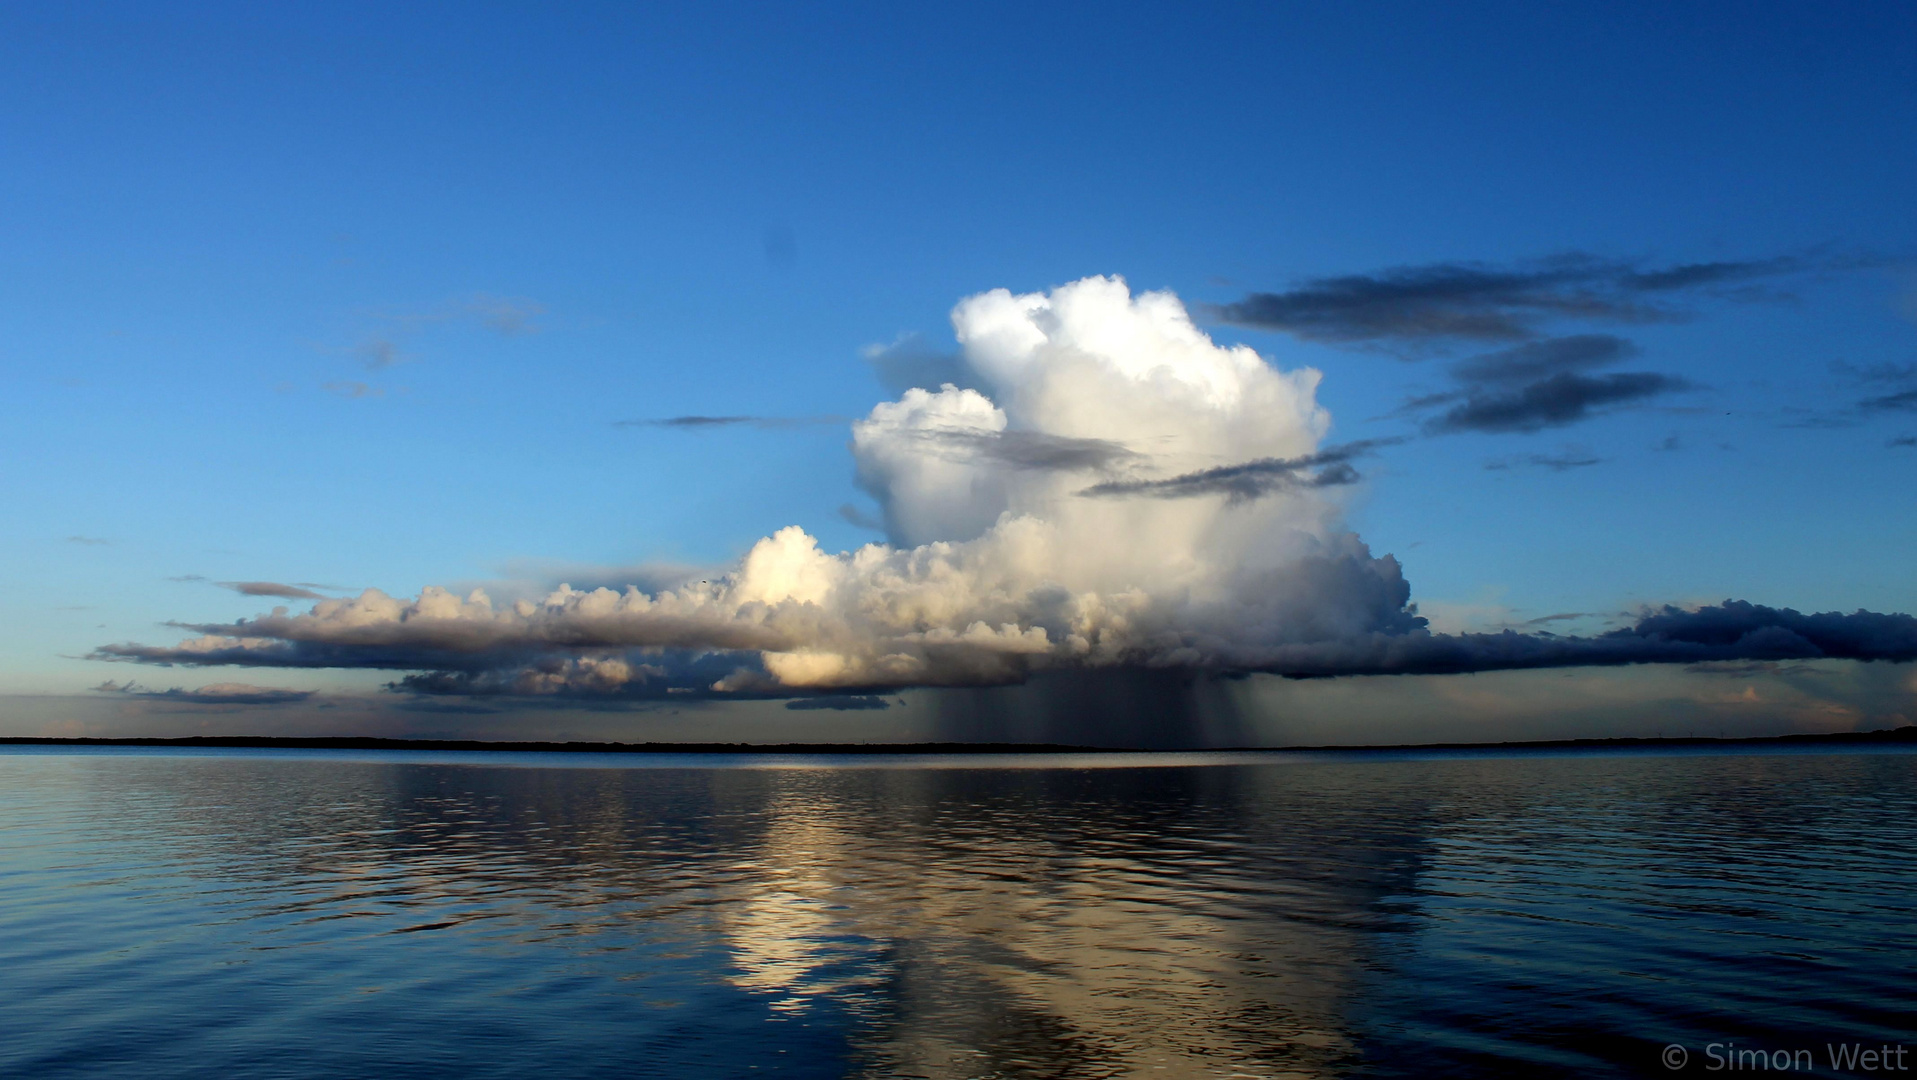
[96,277,1917,697]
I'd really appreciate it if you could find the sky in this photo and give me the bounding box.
[5,1,1915,745]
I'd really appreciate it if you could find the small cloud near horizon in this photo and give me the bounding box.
[93,679,314,706]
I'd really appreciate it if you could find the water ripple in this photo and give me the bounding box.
[0,747,1911,1078]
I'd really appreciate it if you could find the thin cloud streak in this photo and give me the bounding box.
[218,581,329,600]
[93,680,314,706]
[615,415,846,430]
[1211,253,1844,348]
[1427,372,1692,434]
[1078,439,1400,500]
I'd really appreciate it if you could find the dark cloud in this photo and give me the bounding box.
[1891,435,1917,448]
[1211,253,1819,348]
[1860,388,1917,413]
[784,695,893,711]
[322,380,383,399]
[1237,601,1917,678]
[615,415,842,430]
[1683,660,1825,677]
[89,600,1917,693]
[1426,372,1691,434]
[1523,612,1591,626]
[1078,439,1400,501]
[1389,333,1688,436]
[219,581,328,600]
[1449,334,1640,385]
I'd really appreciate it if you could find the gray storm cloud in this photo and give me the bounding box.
[93,277,1917,697]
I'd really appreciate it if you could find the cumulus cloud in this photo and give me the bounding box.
[1212,254,1824,348]
[93,277,1917,701]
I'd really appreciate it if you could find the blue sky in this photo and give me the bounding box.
[5,2,1914,741]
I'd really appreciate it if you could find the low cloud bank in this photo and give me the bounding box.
[93,680,314,706]
[92,277,1915,700]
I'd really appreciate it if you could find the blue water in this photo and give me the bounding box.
[0,746,1911,1078]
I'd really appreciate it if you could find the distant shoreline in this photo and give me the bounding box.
[2,727,1913,755]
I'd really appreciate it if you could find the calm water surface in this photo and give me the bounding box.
[0,747,1911,1078]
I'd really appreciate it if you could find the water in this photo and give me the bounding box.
[0,746,1911,1078]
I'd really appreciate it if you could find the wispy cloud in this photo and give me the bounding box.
[1079,439,1398,501]
[1382,333,1691,435]
[466,295,545,336]
[1860,388,1917,413]
[1427,372,1691,434]
[64,535,111,546]
[357,337,404,370]
[1211,253,1843,349]
[784,695,892,711]
[614,415,845,430]
[322,380,383,399]
[93,680,314,705]
[1447,334,1641,384]
[1485,450,1604,472]
[335,293,546,377]
[217,581,330,600]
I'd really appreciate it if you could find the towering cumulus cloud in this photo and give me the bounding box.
[95,277,1916,698]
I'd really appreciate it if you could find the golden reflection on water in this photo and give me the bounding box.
[710,768,1382,1078]
[51,754,1407,1077]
